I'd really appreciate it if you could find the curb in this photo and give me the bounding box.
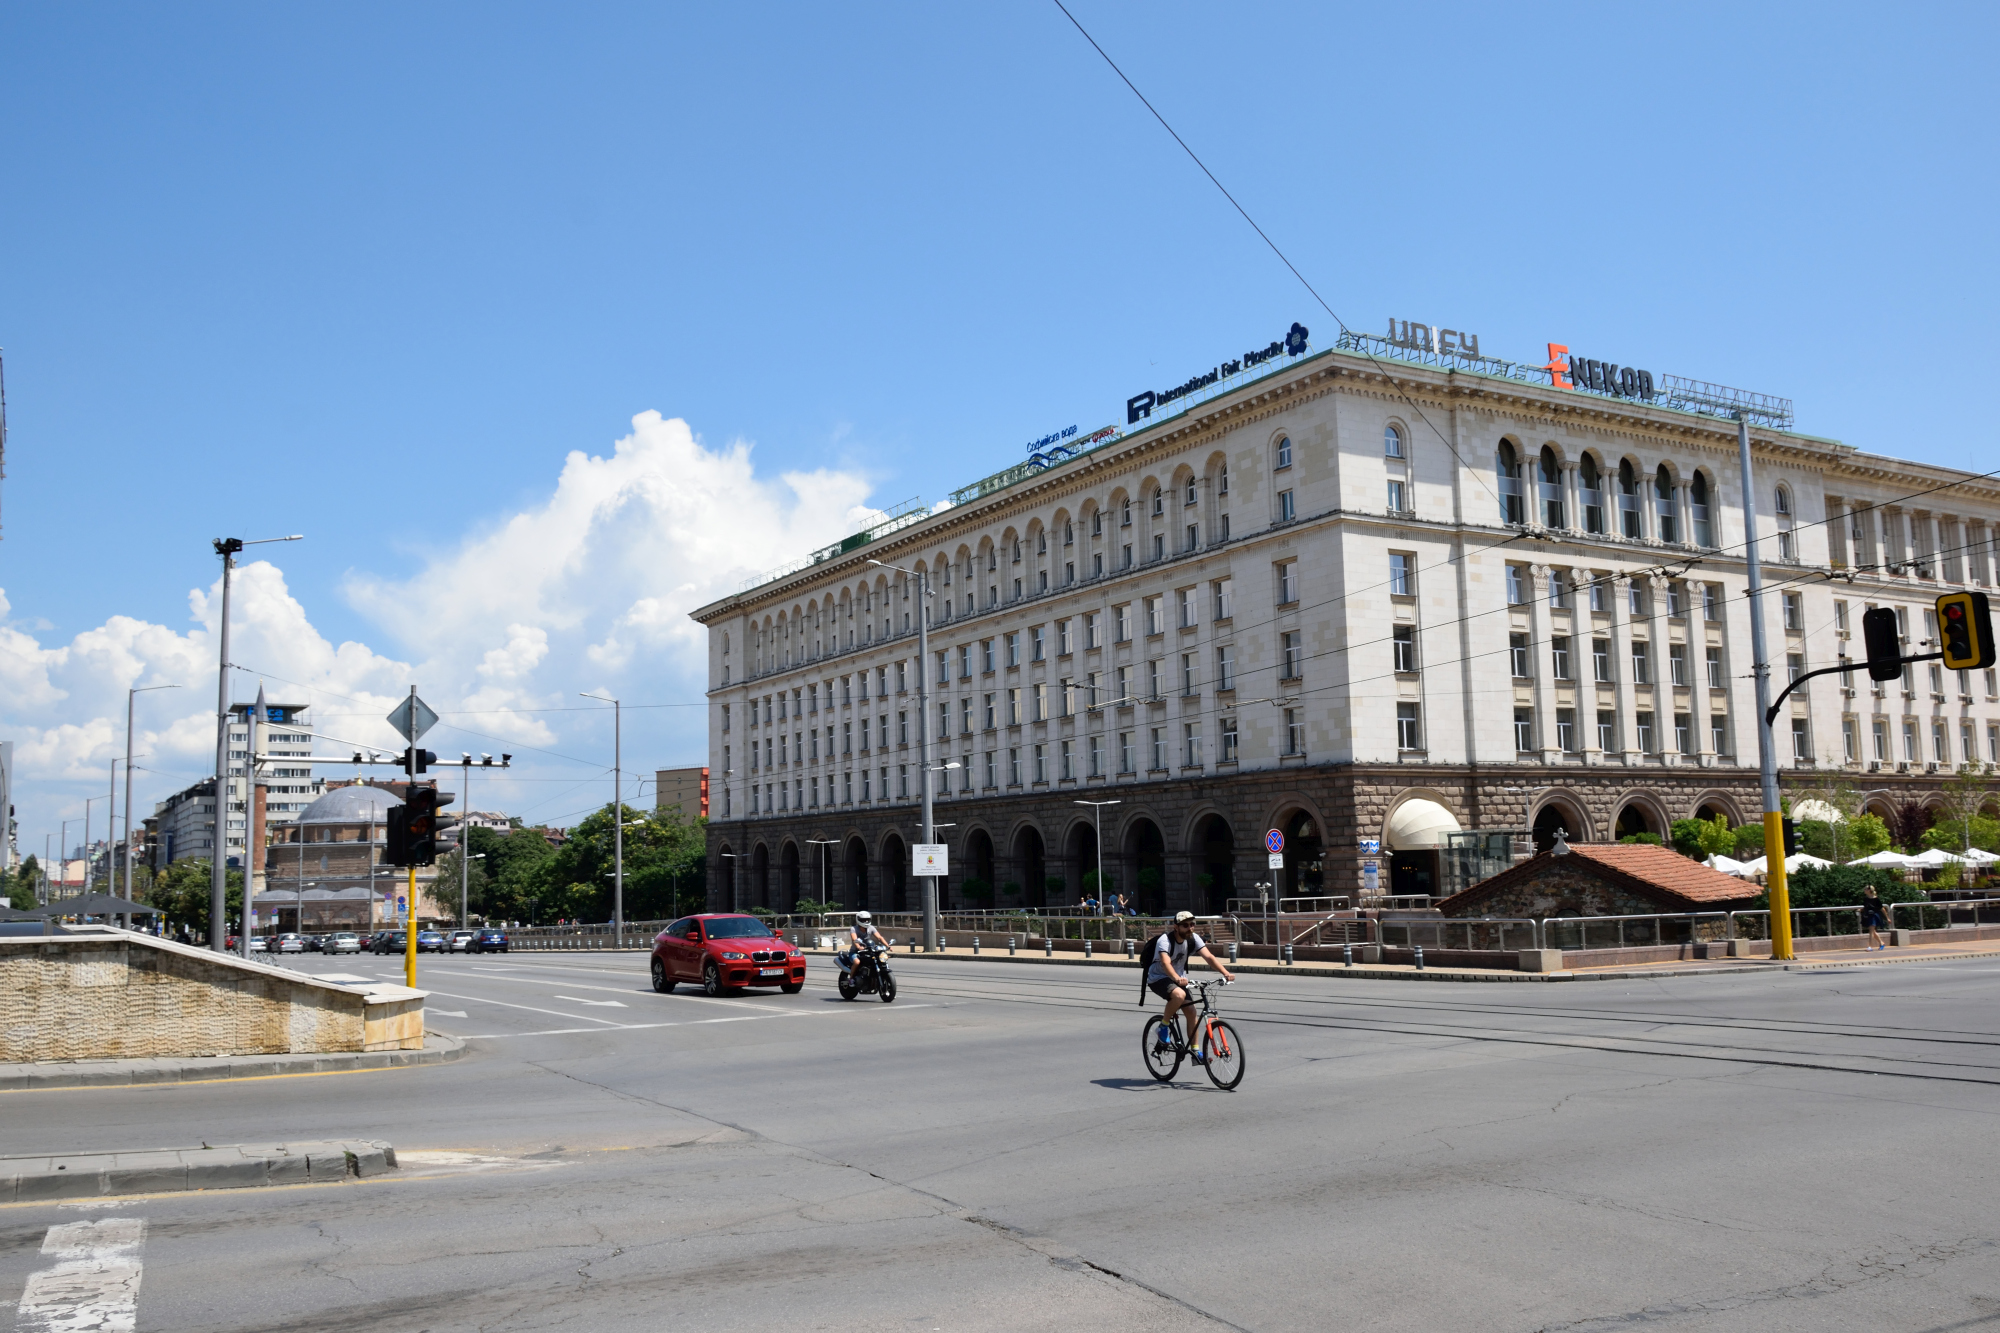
[0,1033,466,1092]
[0,1140,399,1202]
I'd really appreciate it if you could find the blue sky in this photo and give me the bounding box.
[2,2,1994,851]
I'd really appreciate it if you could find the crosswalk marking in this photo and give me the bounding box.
[18,1216,146,1332]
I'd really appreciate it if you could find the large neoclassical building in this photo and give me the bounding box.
[691,326,2000,914]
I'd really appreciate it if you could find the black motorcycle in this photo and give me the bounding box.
[837,942,897,1003]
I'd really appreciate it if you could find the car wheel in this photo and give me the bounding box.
[780,981,803,994]
[651,958,676,994]
[702,961,726,996]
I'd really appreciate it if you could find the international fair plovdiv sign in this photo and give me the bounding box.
[1126,323,1310,425]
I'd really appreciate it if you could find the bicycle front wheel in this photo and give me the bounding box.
[1202,1018,1245,1090]
[1142,1015,1182,1082]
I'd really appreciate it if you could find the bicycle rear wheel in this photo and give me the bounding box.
[1201,1018,1245,1090]
[1142,1015,1182,1082]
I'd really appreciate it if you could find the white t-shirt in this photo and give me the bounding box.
[1145,931,1205,983]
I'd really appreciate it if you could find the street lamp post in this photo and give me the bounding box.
[580,693,623,945]
[123,684,181,909]
[867,559,937,949]
[1073,800,1121,914]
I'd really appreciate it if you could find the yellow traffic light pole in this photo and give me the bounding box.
[405,865,418,988]
[1737,415,1793,961]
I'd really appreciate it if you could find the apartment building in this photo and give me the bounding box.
[690,328,2000,914]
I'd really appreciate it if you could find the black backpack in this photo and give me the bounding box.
[1136,932,1168,1006]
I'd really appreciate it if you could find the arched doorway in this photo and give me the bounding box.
[1531,798,1588,853]
[882,833,908,913]
[780,842,800,911]
[1615,804,1655,840]
[844,836,869,911]
[1065,822,1097,908]
[1013,826,1047,908]
[964,829,996,909]
[1386,798,1461,898]
[1125,818,1166,914]
[751,844,770,909]
[1283,812,1323,897]
[1194,815,1235,914]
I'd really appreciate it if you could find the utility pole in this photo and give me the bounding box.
[1738,415,1792,961]
[581,694,623,944]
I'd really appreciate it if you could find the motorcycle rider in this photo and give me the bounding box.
[839,910,891,977]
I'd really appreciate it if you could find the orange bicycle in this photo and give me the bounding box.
[1142,979,1244,1090]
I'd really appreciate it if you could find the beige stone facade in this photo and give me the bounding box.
[692,335,2000,912]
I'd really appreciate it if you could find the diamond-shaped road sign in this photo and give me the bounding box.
[386,694,439,743]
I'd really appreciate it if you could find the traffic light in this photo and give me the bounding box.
[1861,606,1905,682]
[1936,592,1995,670]
[1781,817,1799,857]
[400,748,437,774]
[384,785,442,866]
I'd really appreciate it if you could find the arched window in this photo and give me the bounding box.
[1384,424,1403,458]
[1579,455,1604,533]
[1539,446,1565,529]
[1618,460,1642,538]
[1655,465,1679,544]
[1774,485,1796,560]
[1497,442,1525,525]
[1774,485,1793,517]
[1274,435,1292,469]
[1690,473,1713,547]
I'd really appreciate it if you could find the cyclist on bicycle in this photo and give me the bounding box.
[839,911,890,977]
[1145,910,1234,1061]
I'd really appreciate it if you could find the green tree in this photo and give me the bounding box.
[1932,764,1999,856]
[1921,815,2000,855]
[4,854,40,910]
[1847,812,1891,859]
[1732,823,1766,858]
[1618,832,1663,846]
[150,860,243,934]
[523,804,707,923]
[1669,819,1709,859]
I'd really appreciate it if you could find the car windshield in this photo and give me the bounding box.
[703,917,774,940]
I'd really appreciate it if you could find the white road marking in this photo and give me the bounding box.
[18,1216,145,1333]
[552,996,627,1007]
[398,986,628,1026]
[429,1009,468,1017]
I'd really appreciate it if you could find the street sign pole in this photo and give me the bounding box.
[916,569,937,953]
[1737,415,1793,961]
[404,687,419,987]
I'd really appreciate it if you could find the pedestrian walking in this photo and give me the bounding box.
[1860,886,1888,950]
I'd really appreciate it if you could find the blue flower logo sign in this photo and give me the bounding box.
[1284,322,1309,357]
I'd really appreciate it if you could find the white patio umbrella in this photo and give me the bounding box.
[1849,850,1915,868]
[1707,854,1753,877]
[1960,848,1999,865]
[1736,853,1833,876]
[1908,847,1968,866]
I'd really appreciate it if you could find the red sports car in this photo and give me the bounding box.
[651,914,806,996]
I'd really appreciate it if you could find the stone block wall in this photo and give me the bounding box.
[0,932,423,1062]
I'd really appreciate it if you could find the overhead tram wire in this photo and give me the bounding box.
[1047,0,1493,504]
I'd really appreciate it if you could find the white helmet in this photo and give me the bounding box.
[854,910,873,923]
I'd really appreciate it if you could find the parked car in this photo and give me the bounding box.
[274,933,308,953]
[249,935,270,952]
[415,930,447,953]
[446,930,477,952]
[650,914,806,996]
[371,931,409,955]
[471,929,508,953]
[325,932,362,954]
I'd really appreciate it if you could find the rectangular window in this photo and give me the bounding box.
[1114,605,1130,642]
[1006,632,1021,666]
[1217,643,1236,690]
[1784,592,1803,631]
[1184,722,1202,768]
[1186,522,1199,551]
[1510,633,1532,679]
[1506,565,1526,605]
[1281,631,1303,680]
[897,711,908,744]
[1181,653,1198,696]
[1396,703,1421,751]
[1119,732,1135,773]
[1636,711,1655,753]
[959,697,971,735]
[1790,652,1805,685]
[1147,659,1162,700]
[1286,708,1306,756]
[1514,708,1534,752]
[1089,735,1103,778]
[1277,562,1298,605]
[1549,569,1570,609]
[1178,587,1197,628]
[1393,625,1416,673]
[1032,682,1048,722]
[1551,635,1571,681]
[1031,626,1045,661]
[1556,708,1576,753]
[1060,678,1075,716]
[1904,719,1918,763]
[1795,717,1815,763]
[1008,748,1021,787]
[1221,717,1238,762]
[1590,577,1607,612]
[1060,739,1074,780]
[1674,712,1692,755]
[1213,579,1233,620]
[1670,643,1689,686]
[1058,620,1073,655]
[1632,641,1651,685]
[1032,742,1047,785]
[1667,581,1684,618]
[1834,600,1849,632]
[722,704,731,733]
[1843,717,1859,763]
[1593,638,1612,683]
[1597,709,1617,752]
[1704,583,1722,621]
[1990,724,1999,765]
[1007,688,1022,726]
[1389,552,1413,596]
[1629,582,1646,617]
[1386,478,1405,512]
[1933,719,1948,763]
[1706,646,1724,690]
[958,645,972,679]
[1144,596,1163,636]
[979,750,994,788]
[1279,489,1296,522]
[1151,727,1166,770]
[1115,664,1131,705]
[1084,613,1100,649]
[981,640,995,673]
[1712,714,1729,755]
[982,693,995,730]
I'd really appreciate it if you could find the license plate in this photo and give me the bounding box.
[758,967,785,977]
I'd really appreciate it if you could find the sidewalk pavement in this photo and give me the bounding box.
[0,1033,465,1092]
[0,1140,398,1201]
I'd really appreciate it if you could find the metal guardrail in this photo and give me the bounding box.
[1377,917,1541,953]
[1540,911,1733,951]
[1890,898,2000,931]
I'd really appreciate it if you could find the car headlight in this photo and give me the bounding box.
[722,951,747,960]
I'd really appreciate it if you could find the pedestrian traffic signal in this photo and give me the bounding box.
[1936,592,1994,670]
[400,748,437,774]
[384,784,442,866]
[1861,606,1905,682]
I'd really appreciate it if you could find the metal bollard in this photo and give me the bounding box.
[909,937,917,953]
[972,936,980,955]
[1009,936,1017,955]
[1414,945,1425,970]
[1343,942,1354,968]
[1124,938,1135,959]
[1045,937,1053,956]
[1283,944,1294,966]
[1084,939,1093,959]
[1227,941,1239,963]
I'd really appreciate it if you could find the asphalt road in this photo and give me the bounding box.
[6,950,2000,1332]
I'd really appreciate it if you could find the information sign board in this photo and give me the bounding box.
[913,844,949,876]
